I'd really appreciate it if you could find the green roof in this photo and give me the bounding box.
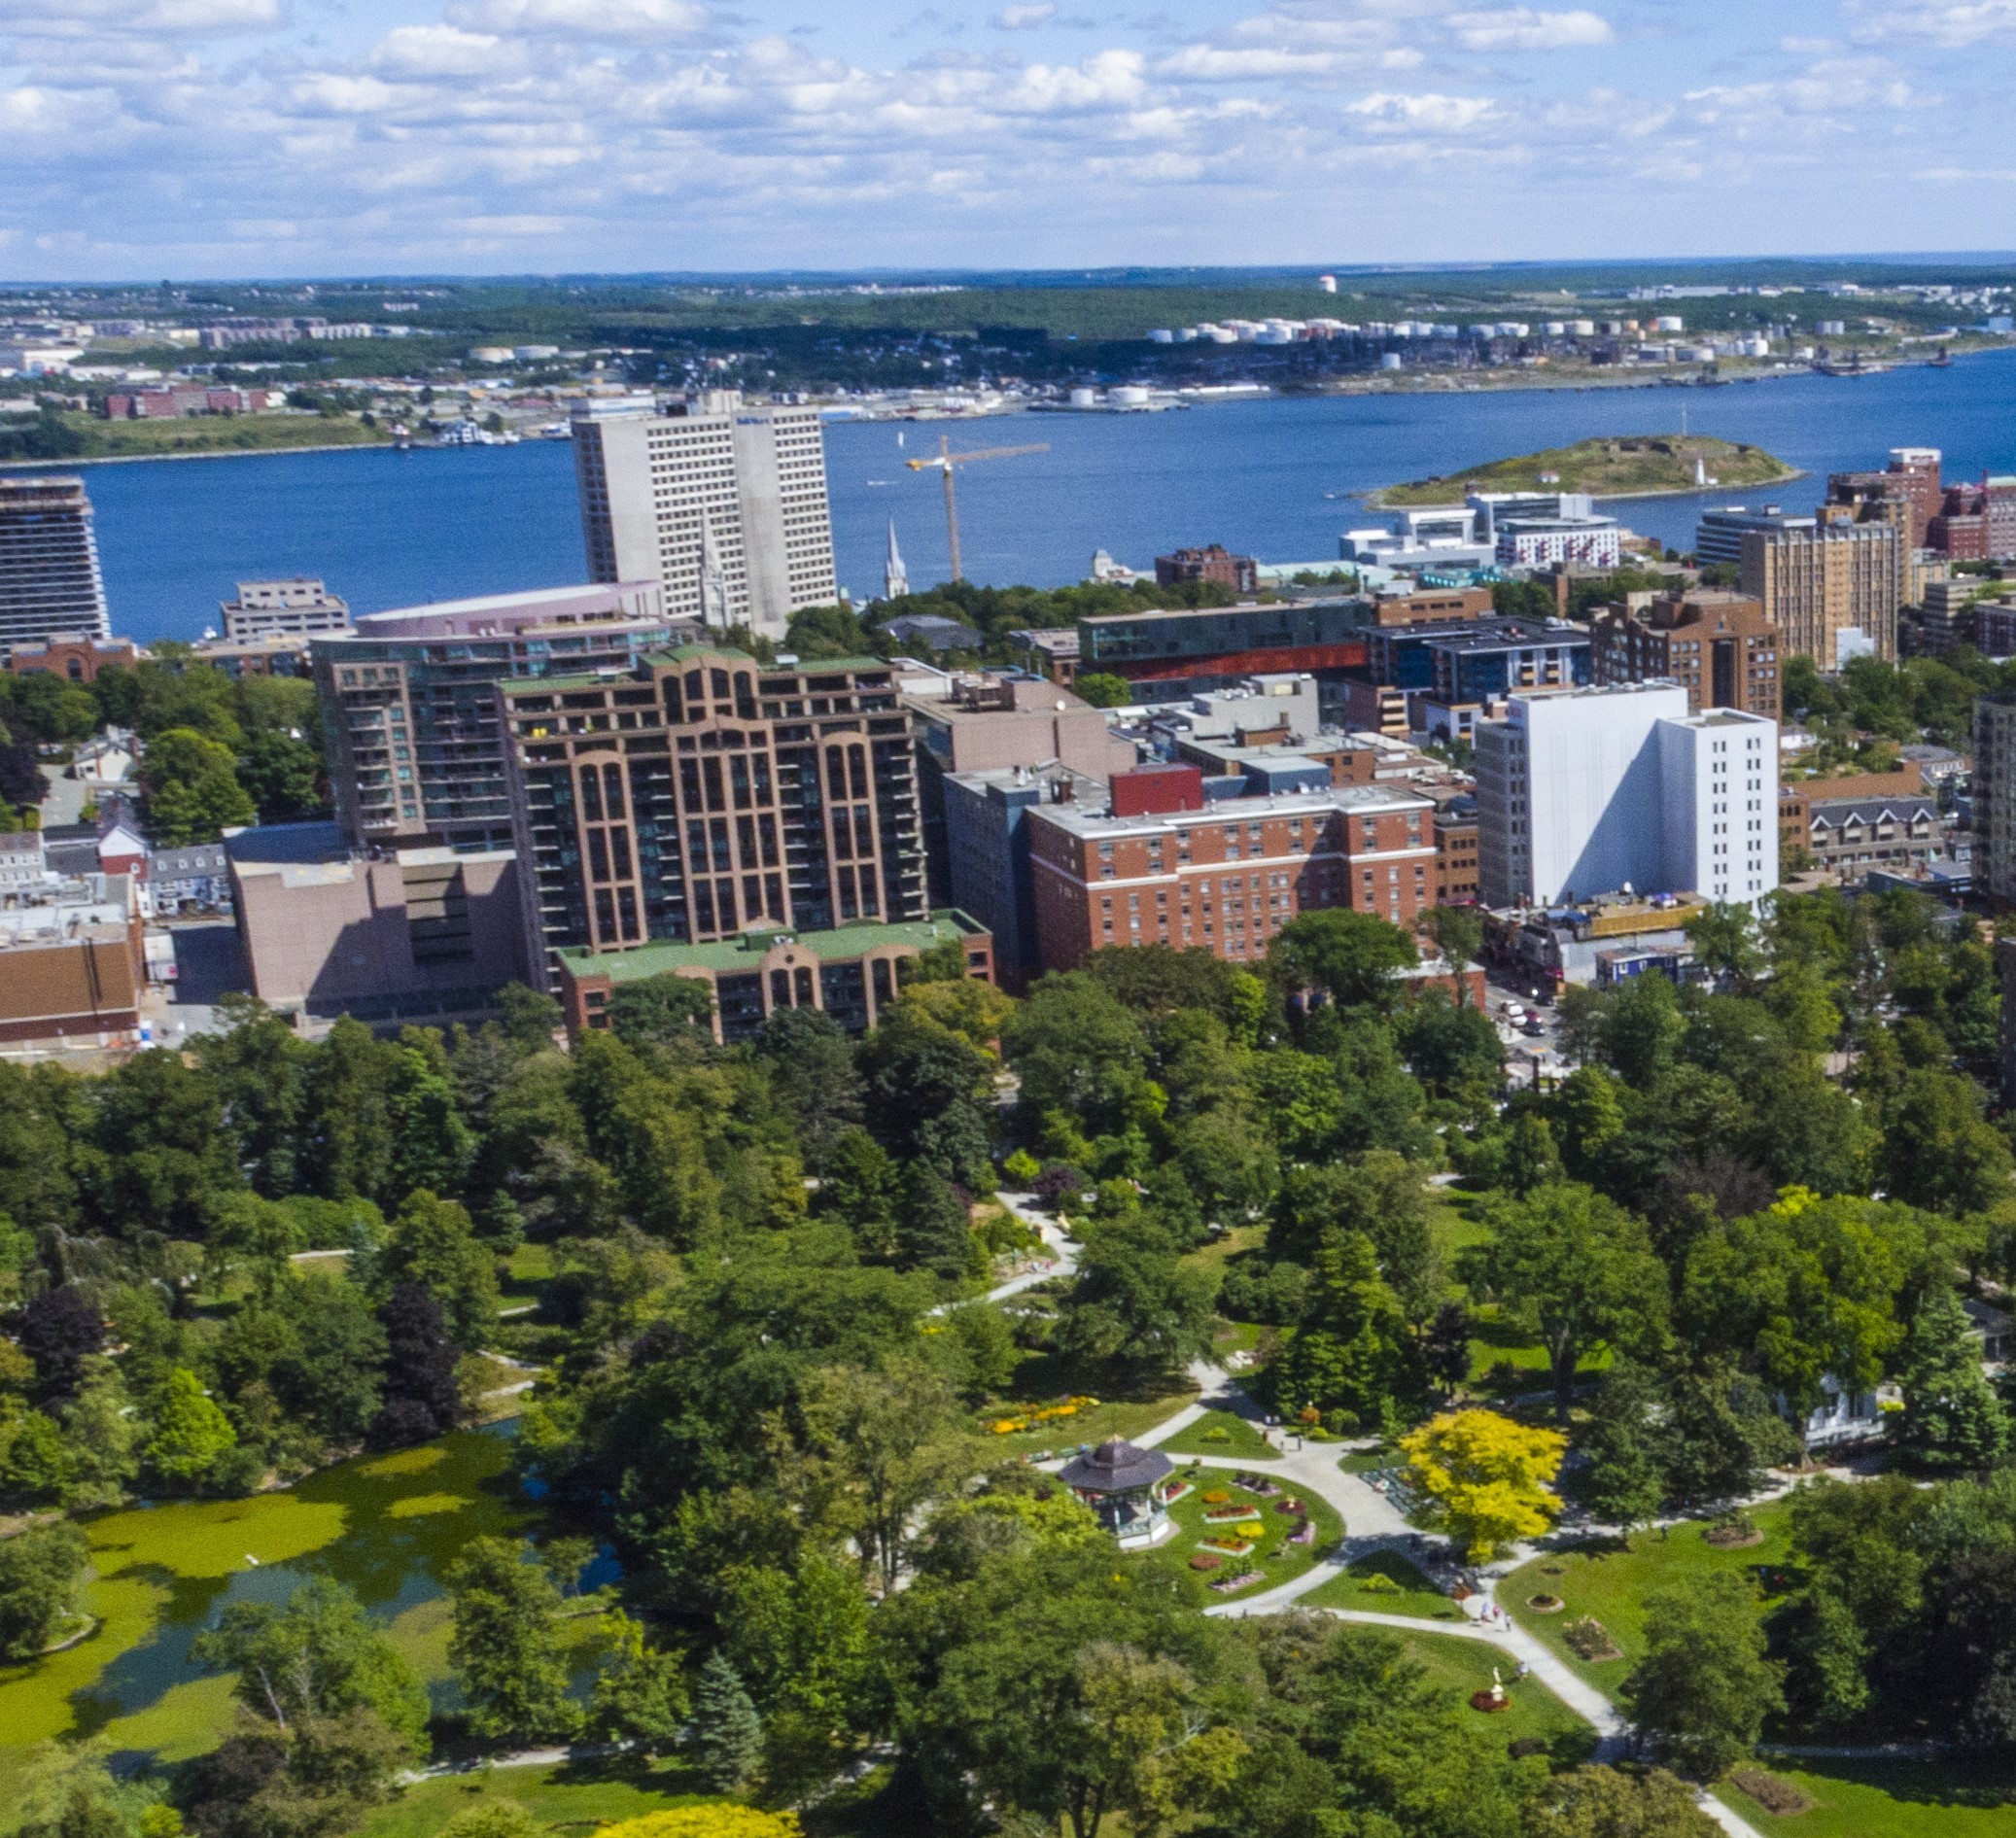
[558,910,988,982]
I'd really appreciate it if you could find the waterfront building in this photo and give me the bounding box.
[1493,514,1621,571]
[553,909,992,1046]
[1693,505,1803,570]
[498,645,926,988]
[312,581,683,851]
[221,577,351,642]
[1475,683,1778,909]
[226,820,529,1024]
[1740,518,1902,666]
[0,475,110,658]
[1022,766,1438,973]
[5,632,137,682]
[190,633,316,678]
[571,391,837,642]
[1590,590,1781,718]
[1154,544,1259,594]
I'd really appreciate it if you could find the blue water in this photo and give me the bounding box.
[29,349,2016,642]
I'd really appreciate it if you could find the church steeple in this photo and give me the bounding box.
[884,518,910,601]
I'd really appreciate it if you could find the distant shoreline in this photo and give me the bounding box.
[0,436,400,472]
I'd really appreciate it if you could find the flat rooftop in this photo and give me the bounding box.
[336,582,670,642]
[557,910,988,981]
[1029,780,1431,840]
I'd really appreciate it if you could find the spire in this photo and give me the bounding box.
[884,518,910,601]
[699,513,729,632]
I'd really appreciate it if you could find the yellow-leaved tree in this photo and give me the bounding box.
[594,1809,802,1838]
[1399,1408,1567,1560]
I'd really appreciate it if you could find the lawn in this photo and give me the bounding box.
[1500,1506,1796,1689]
[54,410,391,459]
[1385,1629,1596,1761]
[1161,1409,1281,1461]
[1303,1548,1464,1621]
[976,1347,1198,1459]
[1150,1464,1343,1598]
[0,1427,546,1797]
[1717,1756,2016,1836]
[361,1758,715,1837]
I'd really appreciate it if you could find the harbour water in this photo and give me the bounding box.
[32,349,2016,643]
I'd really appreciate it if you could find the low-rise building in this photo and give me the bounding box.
[0,872,145,1045]
[148,842,230,914]
[1008,627,1081,685]
[220,578,351,643]
[226,820,530,1023]
[1155,544,1258,594]
[554,910,993,1046]
[1435,801,1479,904]
[4,633,138,682]
[190,633,316,678]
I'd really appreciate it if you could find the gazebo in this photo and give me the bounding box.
[1058,1438,1177,1547]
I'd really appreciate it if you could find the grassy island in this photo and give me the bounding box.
[1373,433,1797,505]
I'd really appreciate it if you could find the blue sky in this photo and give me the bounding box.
[3,0,2015,278]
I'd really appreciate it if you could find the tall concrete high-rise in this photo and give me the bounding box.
[572,391,837,642]
[1974,691,2016,904]
[0,476,110,657]
[1739,518,1901,666]
[1476,683,1777,910]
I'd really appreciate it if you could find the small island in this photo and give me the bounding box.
[1373,433,1798,506]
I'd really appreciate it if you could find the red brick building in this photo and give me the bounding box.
[5,634,138,682]
[1024,780,1437,972]
[1154,544,1259,594]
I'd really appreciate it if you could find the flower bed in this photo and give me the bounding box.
[1232,1473,1281,1497]
[1562,1616,1623,1663]
[1189,1552,1223,1572]
[1208,1570,1267,1594]
[1162,1480,1192,1505]
[1199,1538,1254,1557]
[1204,1507,1259,1524]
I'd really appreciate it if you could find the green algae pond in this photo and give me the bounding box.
[0,1427,559,1792]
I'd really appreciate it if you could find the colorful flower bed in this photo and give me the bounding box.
[983,1393,1099,1436]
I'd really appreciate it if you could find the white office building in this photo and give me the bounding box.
[1476,682,1777,908]
[571,390,837,642]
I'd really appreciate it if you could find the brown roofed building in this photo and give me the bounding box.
[0,873,145,1046]
[1591,589,1781,719]
[1154,544,1258,594]
[5,632,137,682]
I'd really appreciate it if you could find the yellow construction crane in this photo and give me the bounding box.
[905,434,1049,582]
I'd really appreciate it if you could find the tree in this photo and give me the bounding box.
[691,1651,764,1791]
[145,1368,239,1491]
[588,1610,689,1754]
[235,728,325,824]
[1574,1363,1667,1535]
[597,1815,801,1838]
[1625,1573,1785,1781]
[446,1536,582,1746]
[1055,1218,1217,1379]
[792,1360,982,1592]
[607,972,716,1050]
[369,1282,462,1448]
[17,1286,104,1404]
[1467,1182,1668,1422]
[1526,1765,1719,1837]
[753,1008,863,1168]
[1686,901,1765,988]
[1881,1067,2014,1217]
[1268,1229,1411,1428]
[191,1577,429,1754]
[1656,1356,1801,1510]
[1896,1281,2009,1470]
[0,1521,90,1660]
[1268,909,1418,1013]
[1426,904,1485,981]
[372,1188,500,1349]
[894,1162,978,1280]
[1074,672,1133,709]
[1398,1409,1565,1559]
[141,725,257,843]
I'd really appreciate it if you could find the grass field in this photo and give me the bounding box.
[975,1346,1197,1460]
[0,1427,549,1799]
[1718,1757,2016,1836]
[1154,1465,1343,1597]
[45,410,392,460]
[1302,1548,1464,1621]
[1386,1630,1596,1761]
[1161,1409,1280,1461]
[1500,1507,1796,1688]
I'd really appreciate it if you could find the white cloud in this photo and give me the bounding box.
[1345,88,1495,130]
[447,0,711,40]
[1846,0,2016,45]
[1160,42,1418,76]
[1007,48,1147,110]
[370,23,523,77]
[1446,7,1611,50]
[993,3,1056,26]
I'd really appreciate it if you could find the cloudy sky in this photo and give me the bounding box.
[4,0,2014,278]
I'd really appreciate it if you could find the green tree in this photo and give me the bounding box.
[895,1162,978,1280]
[691,1650,764,1791]
[606,972,716,1050]
[1056,1217,1217,1379]
[1656,1356,1801,1510]
[141,725,258,843]
[145,1369,239,1491]
[1895,1281,2009,1469]
[1073,672,1133,709]
[1881,1067,2014,1217]
[1574,1362,1668,1534]
[1686,901,1765,988]
[373,1188,500,1349]
[1527,1765,1719,1837]
[1268,1229,1410,1428]
[1468,1182,1668,1421]
[446,1537,582,1746]
[587,1610,688,1754]
[0,1521,90,1660]
[1268,909,1418,1013]
[191,1577,429,1753]
[1625,1573,1785,1781]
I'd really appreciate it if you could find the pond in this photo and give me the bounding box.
[0,1425,574,1783]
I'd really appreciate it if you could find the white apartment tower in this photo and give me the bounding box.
[571,391,838,642]
[0,475,110,656]
[1476,682,1777,909]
